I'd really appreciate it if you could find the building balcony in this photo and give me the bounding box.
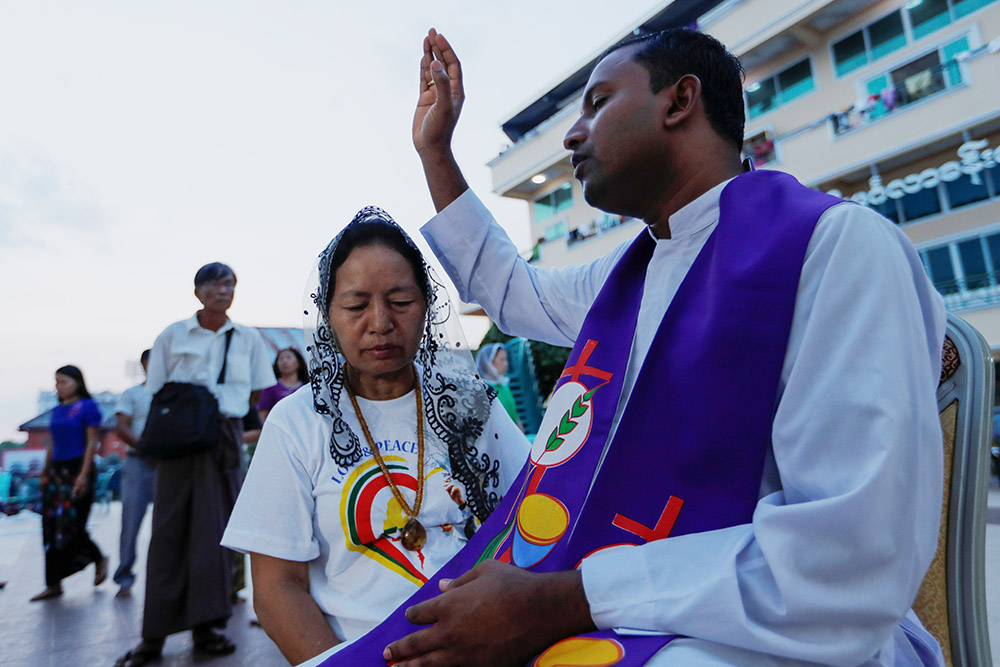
[530,215,641,269]
[749,31,998,185]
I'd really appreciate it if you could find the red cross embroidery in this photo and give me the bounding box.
[560,339,613,385]
[612,496,684,543]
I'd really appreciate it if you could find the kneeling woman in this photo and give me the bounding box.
[222,208,528,665]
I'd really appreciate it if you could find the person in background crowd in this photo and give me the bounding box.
[114,262,273,667]
[475,343,520,427]
[30,365,108,602]
[112,349,155,598]
[257,347,309,423]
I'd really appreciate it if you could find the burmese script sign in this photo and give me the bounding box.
[828,140,999,206]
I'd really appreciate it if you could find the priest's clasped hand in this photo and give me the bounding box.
[383,560,596,667]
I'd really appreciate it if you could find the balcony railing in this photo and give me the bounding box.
[830,57,964,136]
[741,39,997,163]
[528,214,639,263]
[935,271,1000,312]
[566,213,636,247]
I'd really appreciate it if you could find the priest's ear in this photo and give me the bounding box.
[662,74,702,130]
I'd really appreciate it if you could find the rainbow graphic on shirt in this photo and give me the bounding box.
[340,456,443,586]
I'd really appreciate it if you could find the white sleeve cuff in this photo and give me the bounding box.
[580,544,660,632]
[420,188,492,255]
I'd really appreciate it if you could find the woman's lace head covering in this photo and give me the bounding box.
[476,343,509,386]
[303,206,502,521]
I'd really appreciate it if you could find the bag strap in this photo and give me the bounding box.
[217,328,235,384]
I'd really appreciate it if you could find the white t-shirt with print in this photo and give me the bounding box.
[222,384,529,643]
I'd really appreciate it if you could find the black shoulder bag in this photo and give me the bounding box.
[136,328,235,459]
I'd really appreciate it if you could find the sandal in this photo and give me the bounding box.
[193,632,236,656]
[113,642,162,667]
[29,586,62,602]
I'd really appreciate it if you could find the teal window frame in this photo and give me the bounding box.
[862,34,970,120]
[745,57,814,120]
[832,9,906,77]
[909,0,953,41]
[533,183,573,224]
[830,0,994,78]
[920,228,1000,299]
[542,219,567,243]
[953,0,996,17]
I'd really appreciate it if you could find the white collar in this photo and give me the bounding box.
[184,313,234,334]
[645,177,735,242]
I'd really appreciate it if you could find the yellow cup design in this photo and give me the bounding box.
[517,493,569,545]
[533,637,625,667]
[513,493,570,568]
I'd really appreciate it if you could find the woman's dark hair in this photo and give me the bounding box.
[325,220,430,309]
[273,347,309,383]
[194,262,236,288]
[603,28,745,151]
[55,365,92,401]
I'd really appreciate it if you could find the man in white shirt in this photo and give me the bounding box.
[115,262,273,667]
[377,28,946,667]
[112,349,155,598]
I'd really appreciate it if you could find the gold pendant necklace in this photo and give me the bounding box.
[344,366,427,551]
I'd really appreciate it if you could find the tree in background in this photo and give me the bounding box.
[478,323,571,403]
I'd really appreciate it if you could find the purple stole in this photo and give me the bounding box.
[327,171,842,665]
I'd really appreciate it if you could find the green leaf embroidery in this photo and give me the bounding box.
[543,385,602,452]
[557,411,577,436]
[545,432,565,451]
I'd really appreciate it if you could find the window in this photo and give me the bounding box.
[542,220,567,242]
[926,246,959,294]
[854,139,1000,226]
[986,234,1000,273]
[920,230,1000,301]
[869,12,908,60]
[833,31,868,76]
[743,130,777,167]
[832,10,906,76]
[954,0,996,17]
[958,238,990,289]
[871,198,901,224]
[910,0,952,41]
[863,35,969,120]
[745,58,814,119]
[830,0,995,77]
[534,183,573,224]
[945,172,989,208]
[900,185,942,220]
[745,79,778,118]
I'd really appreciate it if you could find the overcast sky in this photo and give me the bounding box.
[0,1,666,442]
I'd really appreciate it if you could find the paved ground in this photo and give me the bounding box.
[0,501,285,666]
[3,484,1000,666]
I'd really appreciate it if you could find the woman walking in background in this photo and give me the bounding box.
[30,365,108,601]
[256,347,308,423]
